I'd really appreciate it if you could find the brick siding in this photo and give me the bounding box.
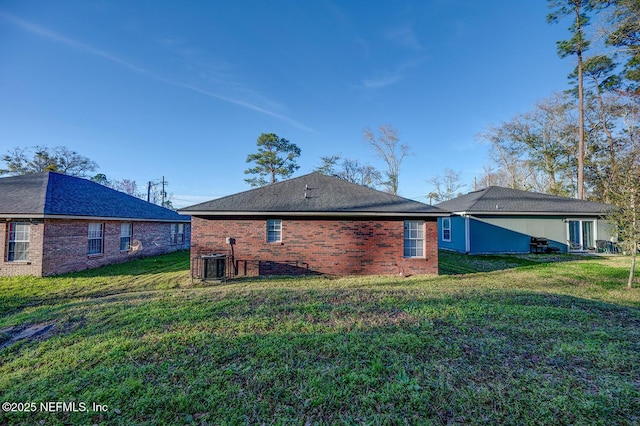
[0,219,191,277]
[190,216,438,278]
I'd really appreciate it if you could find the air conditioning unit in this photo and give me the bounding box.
[202,254,226,280]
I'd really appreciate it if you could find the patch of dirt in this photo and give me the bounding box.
[0,322,56,349]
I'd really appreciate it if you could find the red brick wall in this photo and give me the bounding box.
[0,220,44,277]
[41,219,191,276]
[0,218,190,277]
[190,216,438,277]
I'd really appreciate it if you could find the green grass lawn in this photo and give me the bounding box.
[1,251,638,425]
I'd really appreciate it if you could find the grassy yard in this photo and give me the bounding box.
[0,251,639,425]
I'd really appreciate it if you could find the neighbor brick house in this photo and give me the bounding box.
[180,172,447,278]
[0,172,190,276]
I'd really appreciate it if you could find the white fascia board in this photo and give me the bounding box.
[182,210,449,218]
[451,211,606,217]
[1,214,189,222]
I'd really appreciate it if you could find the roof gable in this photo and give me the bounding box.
[0,172,189,222]
[180,172,447,216]
[436,186,612,215]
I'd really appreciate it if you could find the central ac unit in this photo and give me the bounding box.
[202,254,226,280]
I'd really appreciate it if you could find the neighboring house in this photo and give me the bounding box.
[179,172,448,278]
[0,172,191,277]
[435,186,614,254]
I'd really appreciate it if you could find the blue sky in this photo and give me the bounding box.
[0,1,577,208]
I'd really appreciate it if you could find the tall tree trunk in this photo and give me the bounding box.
[577,14,586,200]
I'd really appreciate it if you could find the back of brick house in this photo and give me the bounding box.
[181,173,447,278]
[191,217,437,276]
[0,172,190,277]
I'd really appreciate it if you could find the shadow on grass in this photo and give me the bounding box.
[438,250,600,275]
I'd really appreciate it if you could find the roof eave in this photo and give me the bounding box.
[0,214,190,222]
[180,210,448,217]
[452,210,611,216]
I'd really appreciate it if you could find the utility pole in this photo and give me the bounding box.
[147,181,152,203]
[162,176,166,207]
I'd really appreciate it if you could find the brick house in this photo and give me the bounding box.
[179,172,447,278]
[0,172,191,276]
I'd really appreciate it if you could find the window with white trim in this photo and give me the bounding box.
[7,222,30,261]
[88,223,104,255]
[120,223,132,251]
[170,223,185,245]
[404,220,424,258]
[267,219,282,243]
[442,218,451,242]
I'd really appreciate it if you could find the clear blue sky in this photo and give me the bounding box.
[0,1,577,208]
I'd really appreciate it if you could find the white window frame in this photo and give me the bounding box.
[442,218,452,242]
[404,220,425,258]
[88,223,104,255]
[170,223,185,245]
[267,219,282,243]
[120,223,132,251]
[7,222,30,262]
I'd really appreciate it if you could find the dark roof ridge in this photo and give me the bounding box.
[436,185,612,214]
[185,172,320,210]
[181,171,447,215]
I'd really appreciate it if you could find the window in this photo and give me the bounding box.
[120,223,132,251]
[267,219,282,243]
[442,218,451,242]
[171,223,185,245]
[88,223,104,255]
[7,222,30,261]
[404,220,424,258]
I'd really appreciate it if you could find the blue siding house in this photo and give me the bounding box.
[436,187,614,254]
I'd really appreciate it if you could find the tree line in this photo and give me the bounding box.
[0,145,175,209]
[477,0,639,201]
[243,124,410,196]
[478,0,639,286]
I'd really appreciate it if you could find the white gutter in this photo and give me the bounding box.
[452,211,608,217]
[180,210,449,217]
[0,214,190,222]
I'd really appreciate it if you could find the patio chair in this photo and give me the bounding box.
[596,240,610,253]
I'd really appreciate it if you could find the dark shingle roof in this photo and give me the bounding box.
[436,186,612,215]
[180,172,447,216]
[0,172,189,222]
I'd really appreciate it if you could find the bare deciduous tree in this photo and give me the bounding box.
[478,94,578,196]
[606,151,640,288]
[429,168,466,202]
[1,145,98,177]
[315,155,382,188]
[363,124,410,195]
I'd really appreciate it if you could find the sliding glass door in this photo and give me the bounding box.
[567,220,595,252]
